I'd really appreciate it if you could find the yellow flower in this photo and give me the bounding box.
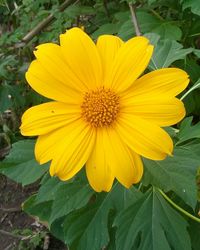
[20,28,189,192]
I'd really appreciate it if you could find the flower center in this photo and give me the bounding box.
[81,87,120,127]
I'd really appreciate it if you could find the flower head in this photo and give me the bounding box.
[20,28,189,192]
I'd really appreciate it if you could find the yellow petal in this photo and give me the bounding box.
[52,125,96,180]
[121,97,186,126]
[86,128,143,190]
[86,128,114,192]
[26,60,82,103]
[129,151,144,183]
[96,35,124,87]
[116,114,173,160]
[35,118,87,164]
[60,27,102,89]
[108,36,153,92]
[35,119,95,180]
[122,68,189,99]
[20,102,80,136]
[104,128,143,187]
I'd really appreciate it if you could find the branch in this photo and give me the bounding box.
[128,3,141,36]
[21,0,76,44]
[0,229,22,239]
[0,206,21,212]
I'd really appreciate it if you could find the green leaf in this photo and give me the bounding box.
[23,194,52,225]
[0,84,12,112]
[0,83,25,112]
[49,181,94,224]
[193,49,200,58]
[50,217,66,243]
[144,32,160,45]
[149,39,193,70]
[189,220,200,250]
[175,58,200,83]
[63,184,142,249]
[180,78,200,101]
[114,188,191,250]
[184,89,200,116]
[143,143,200,208]
[64,4,95,18]
[0,140,48,185]
[118,11,182,41]
[177,117,200,144]
[92,23,119,39]
[181,0,200,16]
[36,176,63,203]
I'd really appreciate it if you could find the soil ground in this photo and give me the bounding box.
[0,174,67,250]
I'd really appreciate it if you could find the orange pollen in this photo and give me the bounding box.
[81,87,120,127]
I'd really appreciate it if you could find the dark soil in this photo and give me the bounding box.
[0,174,67,250]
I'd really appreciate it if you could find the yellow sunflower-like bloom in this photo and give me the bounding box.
[20,27,189,192]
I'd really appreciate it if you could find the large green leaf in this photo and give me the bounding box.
[0,140,48,185]
[50,217,66,243]
[181,0,200,16]
[188,220,200,250]
[62,184,142,250]
[114,188,191,250]
[23,194,52,225]
[34,171,94,225]
[149,39,193,70]
[118,11,182,41]
[177,117,200,144]
[49,181,94,224]
[36,176,64,203]
[143,143,200,208]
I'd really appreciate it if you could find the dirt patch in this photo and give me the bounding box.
[0,175,67,250]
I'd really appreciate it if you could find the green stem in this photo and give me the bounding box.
[138,182,143,190]
[150,9,164,21]
[180,82,200,101]
[189,32,200,37]
[158,188,200,223]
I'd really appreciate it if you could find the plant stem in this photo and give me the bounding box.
[0,206,21,212]
[128,3,141,36]
[149,9,164,20]
[158,188,200,223]
[180,82,200,101]
[0,229,23,239]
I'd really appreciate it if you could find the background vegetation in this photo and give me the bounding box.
[1,0,200,249]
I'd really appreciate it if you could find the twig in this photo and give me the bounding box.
[4,244,14,250]
[150,9,164,21]
[21,0,76,44]
[128,3,141,36]
[43,234,50,250]
[0,229,42,241]
[0,206,21,212]
[0,213,8,223]
[0,229,22,239]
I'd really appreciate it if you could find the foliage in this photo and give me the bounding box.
[0,140,48,185]
[1,0,200,249]
[12,228,47,250]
